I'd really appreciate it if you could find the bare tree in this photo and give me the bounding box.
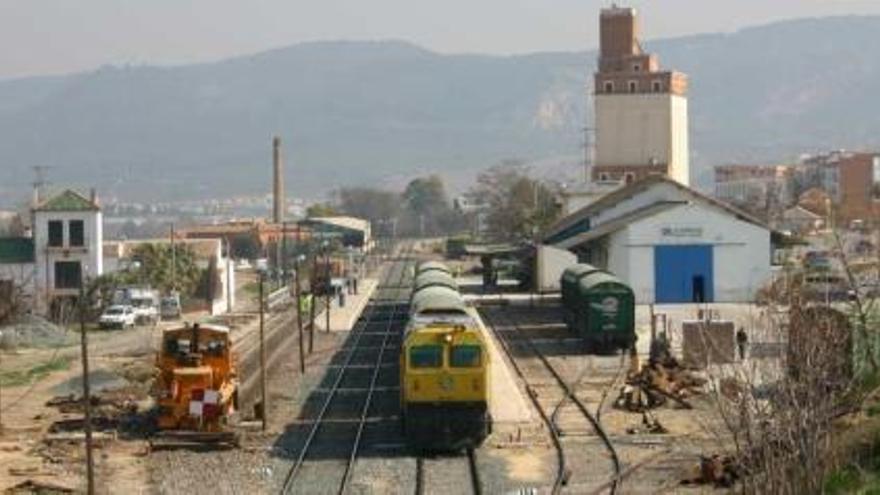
[705,232,879,493]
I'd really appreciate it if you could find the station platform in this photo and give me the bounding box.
[471,311,540,445]
[314,278,379,332]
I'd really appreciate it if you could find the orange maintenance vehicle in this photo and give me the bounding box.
[153,323,239,447]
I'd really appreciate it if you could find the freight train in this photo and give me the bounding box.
[561,263,636,352]
[400,261,492,450]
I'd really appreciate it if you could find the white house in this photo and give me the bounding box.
[31,190,103,312]
[544,175,782,303]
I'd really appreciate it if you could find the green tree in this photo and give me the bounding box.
[468,163,561,242]
[403,175,448,215]
[306,202,339,218]
[229,233,261,260]
[129,243,201,295]
[400,175,466,236]
[336,187,400,224]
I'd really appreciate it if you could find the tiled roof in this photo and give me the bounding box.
[0,237,35,264]
[34,190,99,212]
[543,175,772,243]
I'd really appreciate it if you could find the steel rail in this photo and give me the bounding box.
[338,252,412,493]
[279,245,412,494]
[486,308,622,494]
[466,448,483,495]
[481,310,567,495]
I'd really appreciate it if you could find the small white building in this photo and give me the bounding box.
[544,175,781,303]
[32,190,103,311]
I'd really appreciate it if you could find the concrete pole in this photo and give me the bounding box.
[295,257,304,374]
[308,253,315,353]
[170,223,176,291]
[79,279,95,494]
[325,247,331,333]
[258,274,267,431]
[273,136,284,225]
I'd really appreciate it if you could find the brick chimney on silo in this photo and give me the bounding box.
[272,136,284,224]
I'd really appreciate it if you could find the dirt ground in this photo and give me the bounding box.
[0,321,158,493]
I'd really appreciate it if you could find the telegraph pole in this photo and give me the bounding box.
[294,257,305,373]
[258,273,267,431]
[79,278,95,494]
[324,245,331,333]
[170,223,176,291]
[307,254,315,353]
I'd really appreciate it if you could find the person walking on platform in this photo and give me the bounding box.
[736,327,748,360]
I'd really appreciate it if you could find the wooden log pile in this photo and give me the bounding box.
[614,356,706,412]
[680,455,741,488]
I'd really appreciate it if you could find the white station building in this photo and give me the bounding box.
[544,176,780,303]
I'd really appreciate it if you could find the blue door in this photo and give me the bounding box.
[654,245,714,303]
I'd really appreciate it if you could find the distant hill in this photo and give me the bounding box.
[1,16,879,203]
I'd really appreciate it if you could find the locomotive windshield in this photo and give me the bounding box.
[410,345,443,368]
[450,345,482,368]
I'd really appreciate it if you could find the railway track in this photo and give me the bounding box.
[482,307,622,495]
[415,448,482,495]
[279,246,415,495]
[233,292,329,407]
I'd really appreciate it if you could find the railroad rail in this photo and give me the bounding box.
[279,246,414,495]
[482,307,622,495]
[415,448,482,495]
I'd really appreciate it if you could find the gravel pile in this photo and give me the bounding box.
[0,315,75,349]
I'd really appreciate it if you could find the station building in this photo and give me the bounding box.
[300,216,373,252]
[544,175,780,304]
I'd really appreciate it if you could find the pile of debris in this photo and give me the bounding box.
[680,455,741,488]
[614,355,706,412]
[44,390,146,440]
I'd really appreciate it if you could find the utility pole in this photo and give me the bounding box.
[309,253,318,354]
[170,223,176,291]
[79,278,95,495]
[281,221,288,283]
[258,273,267,431]
[294,256,305,373]
[324,244,331,333]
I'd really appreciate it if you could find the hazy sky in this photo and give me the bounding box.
[3,0,880,79]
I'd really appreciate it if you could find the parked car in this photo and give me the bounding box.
[113,287,159,325]
[160,295,182,320]
[99,305,137,329]
[132,302,159,325]
[255,258,269,273]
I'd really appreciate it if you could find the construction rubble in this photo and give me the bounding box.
[680,454,742,488]
[614,345,707,412]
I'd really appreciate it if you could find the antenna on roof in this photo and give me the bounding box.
[31,165,51,206]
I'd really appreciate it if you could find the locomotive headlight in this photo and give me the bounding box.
[444,334,453,343]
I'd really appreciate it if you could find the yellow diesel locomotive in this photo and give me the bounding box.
[400,262,492,450]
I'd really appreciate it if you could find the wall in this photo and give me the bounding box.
[668,95,690,185]
[608,204,770,303]
[592,181,686,227]
[594,93,690,186]
[839,153,880,223]
[0,263,36,294]
[33,210,102,304]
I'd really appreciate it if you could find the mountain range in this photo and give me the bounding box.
[1,15,879,204]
